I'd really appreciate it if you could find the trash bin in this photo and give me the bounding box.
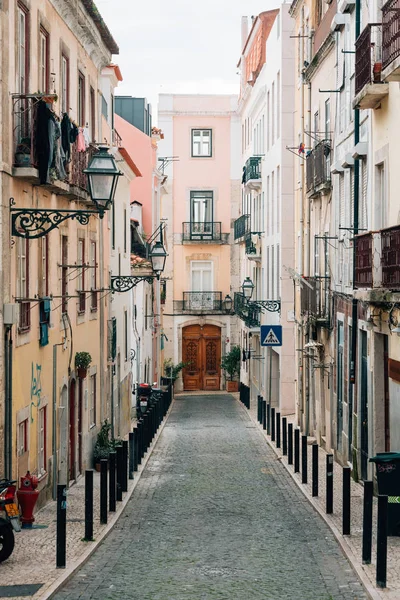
[370,452,400,536]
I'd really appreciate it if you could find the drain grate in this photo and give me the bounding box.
[0,584,43,597]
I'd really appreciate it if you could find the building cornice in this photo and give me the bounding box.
[289,0,303,18]
[304,33,335,82]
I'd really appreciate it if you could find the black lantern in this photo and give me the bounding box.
[149,240,167,277]
[224,294,233,312]
[242,277,254,300]
[84,146,121,212]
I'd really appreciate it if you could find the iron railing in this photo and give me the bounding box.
[234,214,250,240]
[234,292,261,327]
[306,140,331,193]
[182,222,222,241]
[70,145,97,191]
[354,233,373,288]
[382,225,400,289]
[182,291,223,311]
[243,156,261,184]
[355,24,383,95]
[383,0,400,70]
[245,232,257,255]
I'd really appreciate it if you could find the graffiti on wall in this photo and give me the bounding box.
[30,362,42,422]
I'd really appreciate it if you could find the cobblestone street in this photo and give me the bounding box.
[53,394,368,600]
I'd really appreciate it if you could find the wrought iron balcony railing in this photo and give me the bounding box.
[382,225,400,289]
[300,276,330,326]
[234,214,250,240]
[182,291,223,312]
[383,0,400,70]
[355,24,383,95]
[354,233,373,288]
[234,292,261,327]
[182,222,222,241]
[243,156,261,184]
[306,140,331,194]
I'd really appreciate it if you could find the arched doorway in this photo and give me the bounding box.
[182,324,221,391]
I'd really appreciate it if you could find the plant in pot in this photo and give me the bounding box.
[221,345,241,392]
[163,359,187,385]
[93,419,111,471]
[15,138,31,166]
[75,351,92,379]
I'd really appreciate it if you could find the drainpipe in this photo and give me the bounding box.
[350,0,361,385]
[52,342,63,501]
[4,325,12,480]
[299,10,305,276]
[99,218,105,422]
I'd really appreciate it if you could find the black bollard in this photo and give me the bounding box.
[326,454,333,514]
[266,403,271,435]
[137,420,143,464]
[133,428,138,471]
[85,470,94,541]
[109,451,116,512]
[301,435,307,484]
[262,400,267,430]
[342,466,351,535]
[257,395,261,423]
[276,412,281,448]
[100,459,107,525]
[312,443,318,497]
[288,423,293,465]
[376,495,388,589]
[271,408,276,442]
[116,444,123,501]
[282,418,287,455]
[56,484,67,568]
[122,440,129,492]
[129,432,134,480]
[294,428,300,473]
[362,481,373,564]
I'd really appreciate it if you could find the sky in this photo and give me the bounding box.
[95,0,279,123]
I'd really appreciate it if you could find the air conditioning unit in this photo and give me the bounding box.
[3,304,18,325]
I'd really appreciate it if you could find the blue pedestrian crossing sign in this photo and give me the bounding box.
[260,325,282,347]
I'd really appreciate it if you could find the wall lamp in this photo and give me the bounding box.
[240,277,281,313]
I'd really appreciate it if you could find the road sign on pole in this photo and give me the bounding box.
[261,325,282,346]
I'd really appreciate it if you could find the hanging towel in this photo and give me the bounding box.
[82,127,91,148]
[77,128,86,152]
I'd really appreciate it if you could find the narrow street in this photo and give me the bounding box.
[53,395,367,600]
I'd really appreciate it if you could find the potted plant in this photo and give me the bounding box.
[15,138,31,166]
[163,359,187,385]
[221,346,241,392]
[75,351,92,379]
[93,419,112,471]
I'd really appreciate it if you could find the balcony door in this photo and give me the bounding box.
[190,260,213,310]
[182,324,221,391]
[190,191,213,238]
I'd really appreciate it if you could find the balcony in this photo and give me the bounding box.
[354,233,373,288]
[306,140,331,197]
[234,214,250,241]
[182,222,225,243]
[300,276,330,327]
[382,226,400,289]
[174,292,225,314]
[354,24,389,109]
[245,232,261,260]
[382,0,400,81]
[233,292,261,328]
[242,156,262,190]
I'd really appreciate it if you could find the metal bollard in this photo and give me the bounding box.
[109,451,116,512]
[137,420,143,463]
[257,395,261,423]
[362,481,373,564]
[301,435,307,484]
[288,423,293,465]
[376,495,388,589]
[294,428,300,473]
[312,443,318,497]
[271,408,276,442]
[100,459,107,525]
[85,470,94,541]
[276,412,281,448]
[266,403,271,435]
[122,440,129,492]
[282,417,287,455]
[326,454,333,514]
[56,484,67,568]
[262,399,267,430]
[129,432,134,480]
[116,445,123,501]
[133,428,138,471]
[342,466,351,535]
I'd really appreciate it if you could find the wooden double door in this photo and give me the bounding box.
[182,324,221,391]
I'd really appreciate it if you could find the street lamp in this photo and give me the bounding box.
[149,240,167,278]
[224,294,233,313]
[241,277,255,300]
[84,146,121,212]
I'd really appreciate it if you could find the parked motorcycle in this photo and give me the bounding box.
[136,383,152,419]
[0,478,21,563]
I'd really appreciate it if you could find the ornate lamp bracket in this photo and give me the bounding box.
[249,299,281,313]
[111,275,156,293]
[11,206,104,239]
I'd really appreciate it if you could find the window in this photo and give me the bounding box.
[17,238,30,330]
[376,163,386,230]
[271,245,275,299]
[90,241,97,311]
[324,99,330,140]
[266,247,270,297]
[78,71,85,126]
[314,110,319,146]
[17,4,28,94]
[271,171,275,236]
[276,72,280,140]
[276,244,280,298]
[124,208,127,253]
[61,236,68,313]
[191,129,212,157]
[124,310,128,362]
[267,91,270,151]
[78,238,86,313]
[38,407,46,473]
[101,94,108,120]
[61,55,69,114]
[39,28,49,94]
[267,175,270,236]
[18,419,28,456]
[190,191,213,227]
[277,166,280,235]
[90,86,95,143]
[39,298,51,346]
[89,374,96,428]
[191,261,213,291]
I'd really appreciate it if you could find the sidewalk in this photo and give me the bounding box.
[237,393,400,600]
[0,404,172,600]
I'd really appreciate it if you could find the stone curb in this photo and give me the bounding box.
[36,398,175,600]
[236,397,385,600]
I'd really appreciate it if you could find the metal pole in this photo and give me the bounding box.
[129,432,134,480]
[100,459,107,525]
[362,480,373,564]
[262,399,267,430]
[294,428,300,473]
[312,443,318,497]
[56,484,67,568]
[109,451,116,512]
[268,347,272,411]
[122,440,128,492]
[288,423,293,465]
[267,403,271,435]
[376,495,388,589]
[84,470,93,541]
[52,344,58,501]
[301,435,307,484]
[271,407,276,442]
[342,466,351,535]
[326,454,333,514]
[116,445,123,501]
[282,417,287,455]
[276,412,281,449]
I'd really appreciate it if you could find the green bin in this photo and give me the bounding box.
[370,452,400,536]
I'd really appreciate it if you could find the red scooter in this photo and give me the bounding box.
[0,478,21,563]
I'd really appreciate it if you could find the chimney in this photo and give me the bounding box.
[241,16,248,51]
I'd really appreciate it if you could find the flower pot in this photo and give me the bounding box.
[77,367,87,379]
[226,380,239,393]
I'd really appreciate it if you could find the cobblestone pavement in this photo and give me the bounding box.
[52,394,368,600]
